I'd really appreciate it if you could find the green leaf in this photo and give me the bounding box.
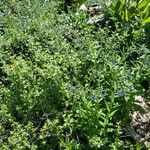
[138,0,149,10]
[142,17,150,24]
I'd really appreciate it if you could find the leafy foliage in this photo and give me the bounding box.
[0,0,149,149]
[106,0,150,48]
[109,0,150,23]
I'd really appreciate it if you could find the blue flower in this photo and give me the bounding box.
[88,94,97,100]
[128,51,138,60]
[101,92,109,99]
[69,85,76,92]
[115,91,125,97]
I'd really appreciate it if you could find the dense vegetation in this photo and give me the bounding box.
[0,0,150,149]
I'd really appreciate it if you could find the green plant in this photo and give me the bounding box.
[109,0,150,24]
[0,0,149,149]
[106,0,150,48]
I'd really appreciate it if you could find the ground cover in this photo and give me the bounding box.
[0,0,150,149]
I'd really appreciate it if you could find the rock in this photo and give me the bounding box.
[87,3,102,16]
[79,4,87,11]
